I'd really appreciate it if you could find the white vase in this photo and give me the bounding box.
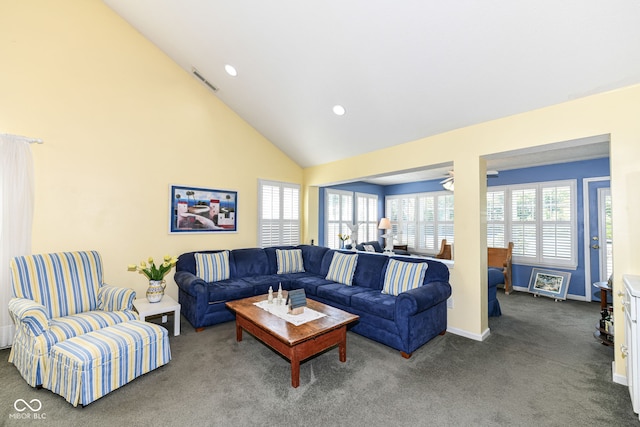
[146,280,166,303]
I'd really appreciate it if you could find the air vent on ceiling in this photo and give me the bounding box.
[192,67,219,92]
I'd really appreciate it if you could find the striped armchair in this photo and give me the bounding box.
[8,251,138,387]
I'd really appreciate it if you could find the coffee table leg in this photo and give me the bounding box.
[291,355,300,388]
[339,327,347,362]
[236,322,243,342]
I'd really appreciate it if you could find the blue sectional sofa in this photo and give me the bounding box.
[175,245,451,357]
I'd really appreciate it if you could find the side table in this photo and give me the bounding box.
[133,295,181,336]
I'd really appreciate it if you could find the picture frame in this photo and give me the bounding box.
[169,185,237,233]
[527,268,571,301]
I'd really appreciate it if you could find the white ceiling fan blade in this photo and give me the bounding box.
[439,176,454,184]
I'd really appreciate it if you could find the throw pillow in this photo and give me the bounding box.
[325,252,358,286]
[363,244,376,252]
[381,259,428,296]
[276,249,305,274]
[195,251,230,282]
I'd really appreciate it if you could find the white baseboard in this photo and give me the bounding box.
[612,361,628,386]
[447,326,490,341]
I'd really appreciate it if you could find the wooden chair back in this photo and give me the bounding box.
[436,239,452,260]
[487,242,514,294]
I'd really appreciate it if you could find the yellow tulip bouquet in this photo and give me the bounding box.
[128,255,178,281]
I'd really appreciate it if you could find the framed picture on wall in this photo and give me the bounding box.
[169,185,237,233]
[527,268,571,301]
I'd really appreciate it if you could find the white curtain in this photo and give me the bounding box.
[0,134,35,349]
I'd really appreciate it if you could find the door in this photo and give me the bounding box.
[586,179,612,302]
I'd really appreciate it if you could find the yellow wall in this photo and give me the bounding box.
[0,0,303,300]
[304,84,640,378]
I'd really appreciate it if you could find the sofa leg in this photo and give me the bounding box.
[439,330,446,336]
[195,327,205,333]
[400,351,412,359]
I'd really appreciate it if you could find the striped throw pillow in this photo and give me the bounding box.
[276,249,305,274]
[381,259,428,296]
[325,252,358,286]
[195,251,230,282]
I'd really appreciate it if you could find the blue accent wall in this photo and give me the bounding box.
[318,158,610,299]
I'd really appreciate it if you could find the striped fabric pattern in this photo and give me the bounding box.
[195,251,230,282]
[97,285,136,312]
[8,298,50,336]
[10,251,103,318]
[382,259,428,296]
[325,252,358,286]
[44,320,171,407]
[276,249,305,274]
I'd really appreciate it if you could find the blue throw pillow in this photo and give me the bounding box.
[382,259,428,296]
[195,251,230,282]
[326,252,358,286]
[276,249,305,274]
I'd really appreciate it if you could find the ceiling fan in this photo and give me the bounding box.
[440,170,499,191]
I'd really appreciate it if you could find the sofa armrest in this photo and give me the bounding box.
[8,298,50,337]
[396,281,452,317]
[98,285,136,311]
[174,271,207,296]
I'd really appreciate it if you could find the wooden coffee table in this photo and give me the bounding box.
[226,293,359,388]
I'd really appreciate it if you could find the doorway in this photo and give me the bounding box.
[585,177,612,302]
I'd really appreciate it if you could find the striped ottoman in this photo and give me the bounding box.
[44,320,171,407]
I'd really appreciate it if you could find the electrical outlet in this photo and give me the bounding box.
[447,297,454,309]
[162,315,168,323]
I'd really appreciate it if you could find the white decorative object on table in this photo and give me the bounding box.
[378,217,395,253]
[268,286,274,304]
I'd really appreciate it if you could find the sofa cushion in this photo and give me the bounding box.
[352,253,388,290]
[351,290,396,320]
[47,310,139,343]
[325,252,358,286]
[316,283,370,306]
[195,251,230,282]
[276,249,305,274]
[290,275,333,296]
[231,248,271,277]
[206,279,254,302]
[381,259,428,296]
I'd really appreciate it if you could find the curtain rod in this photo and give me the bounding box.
[0,133,44,144]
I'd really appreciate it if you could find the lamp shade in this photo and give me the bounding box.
[378,217,391,230]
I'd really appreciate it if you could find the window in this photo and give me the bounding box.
[386,191,453,254]
[356,192,378,243]
[325,189,353,249]
[258,180,300,247]
[487,180,577,268]
[325,189,378,249]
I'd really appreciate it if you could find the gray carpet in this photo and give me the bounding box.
[1,292,636,426]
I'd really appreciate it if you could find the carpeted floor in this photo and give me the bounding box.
[1,291,636,426]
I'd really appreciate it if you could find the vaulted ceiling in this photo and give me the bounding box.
[103,1,640,180]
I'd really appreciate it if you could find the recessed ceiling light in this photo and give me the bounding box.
[333,105,346,116]
[224,64,238,77]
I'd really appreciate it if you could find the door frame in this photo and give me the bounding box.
[583,176,611,302]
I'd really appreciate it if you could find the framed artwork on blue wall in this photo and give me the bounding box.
[169,185,237,233]
[528,268,571,301]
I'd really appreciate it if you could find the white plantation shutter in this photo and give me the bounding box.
[325,189,353,249]
[386,191,453,255]
[258,180,300,247]
[505,181,576,268]
[541,185,573,262]
[356,192,378,242]
[487,190,505,248]
[511,187,537,259]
